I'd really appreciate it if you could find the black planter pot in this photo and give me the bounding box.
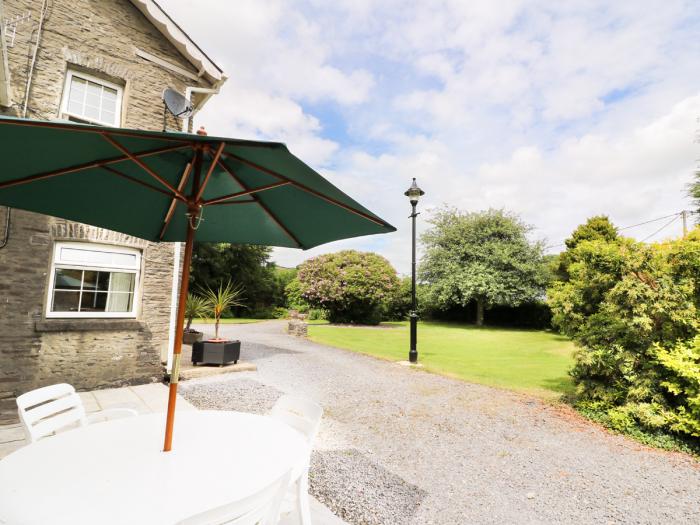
[191,340,241,366]
[183,330,203,345]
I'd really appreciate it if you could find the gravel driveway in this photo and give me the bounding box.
[183,321,700,524]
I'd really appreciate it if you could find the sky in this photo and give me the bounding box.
[162,0,700,274]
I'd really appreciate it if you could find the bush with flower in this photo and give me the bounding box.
[295,250,399,324]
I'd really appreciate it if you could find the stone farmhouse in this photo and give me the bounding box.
[0,0,226,421]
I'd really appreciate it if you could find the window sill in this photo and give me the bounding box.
[35,319,144,332]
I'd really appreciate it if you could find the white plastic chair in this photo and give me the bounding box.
[268,395,323,525]
[269,395,323,444]
[16,383,138,443]
[177,469,292,525]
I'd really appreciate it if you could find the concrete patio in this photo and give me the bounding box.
[0,382,345,525]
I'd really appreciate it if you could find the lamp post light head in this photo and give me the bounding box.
[404,178,425,205]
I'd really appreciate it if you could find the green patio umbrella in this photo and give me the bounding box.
[0,116,395,451]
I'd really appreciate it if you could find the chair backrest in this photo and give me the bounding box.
[177,469,292,525]
[16,383,87,443]
[269,395,323,443]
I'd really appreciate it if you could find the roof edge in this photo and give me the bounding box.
[129,0,225,85]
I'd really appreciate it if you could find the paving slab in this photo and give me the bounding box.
[0,423,25,443]
[129,382,197,413]
[0,440,23,458]
[180,361,257,380]
[91,385,147,413]
[78,392,101,413]
[178,341,258,380]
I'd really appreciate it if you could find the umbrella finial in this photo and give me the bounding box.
[197,126,208,136]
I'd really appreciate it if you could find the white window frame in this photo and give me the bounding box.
[59,70,123,127]
[45,242,141,319]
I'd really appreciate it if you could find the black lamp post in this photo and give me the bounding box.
[404,178,424,363]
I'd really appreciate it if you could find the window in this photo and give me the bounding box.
[46,242,141,318]
[60,70,123,127]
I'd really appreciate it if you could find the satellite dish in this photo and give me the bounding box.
[162,88,194,132]
[162,87,193,119]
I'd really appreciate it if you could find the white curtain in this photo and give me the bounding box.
[107,273,134,312]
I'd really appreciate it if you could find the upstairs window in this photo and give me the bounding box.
[60,70,123,127]
[46,242,140,318]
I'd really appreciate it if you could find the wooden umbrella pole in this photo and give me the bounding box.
[163,205,198,452]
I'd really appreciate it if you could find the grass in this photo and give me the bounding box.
[308,321,575,399]
[193,317,268,324]
[309,320,700,456]
[306,318,332,325]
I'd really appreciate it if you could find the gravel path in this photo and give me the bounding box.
[183,321,700,524]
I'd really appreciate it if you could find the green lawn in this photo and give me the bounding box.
[194,318,268,324]
[308,321,576,399]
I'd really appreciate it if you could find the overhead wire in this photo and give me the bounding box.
[545,210,695,250]
[640,214,680,242]
[617,212,683,232]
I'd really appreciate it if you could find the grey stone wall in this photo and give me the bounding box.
[0,0,208,421]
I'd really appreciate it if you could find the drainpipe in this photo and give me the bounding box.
[0,1,14,108]
[181,84,224,132]
[165,241,182,372]
[21,0,48,118]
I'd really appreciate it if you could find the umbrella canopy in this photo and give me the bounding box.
[0,117,394,248]
[0,116,395,450]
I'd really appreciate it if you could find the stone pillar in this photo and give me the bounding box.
[287,311,308,337]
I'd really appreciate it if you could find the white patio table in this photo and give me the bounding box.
[0,410,309,525]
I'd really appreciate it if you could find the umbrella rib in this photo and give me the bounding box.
[207,199,256,205]
[216,159,303,247]
[0,143,190,191]
[223,152,388,227]
[159,163,194,240]
[195,142,226,202]
[101,133,186,200]
[201,181,290,206]
[100,165,184,200]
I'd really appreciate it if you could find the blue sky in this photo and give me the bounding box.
[164,0,700,273]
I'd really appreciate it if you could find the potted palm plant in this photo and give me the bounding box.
[183,294,208,345]
[191,281,245,366]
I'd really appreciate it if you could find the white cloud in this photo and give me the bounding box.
[470,94,700,249]
[156,0,700,274]
[161,0,373,167]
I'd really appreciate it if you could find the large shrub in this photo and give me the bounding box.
[297,250,399,324]
[548,225,700,441]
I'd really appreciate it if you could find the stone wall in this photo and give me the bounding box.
[2,0,208,127]
[0,0,209,421]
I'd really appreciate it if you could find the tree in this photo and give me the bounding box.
[297,250,399,324]
[419,208,548,325]
[555,215,619,281]
[385,276,413,321]
[548,227,700,440]
[690,170,700,214]
[190,243,282,315]
[284,277,310,312]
